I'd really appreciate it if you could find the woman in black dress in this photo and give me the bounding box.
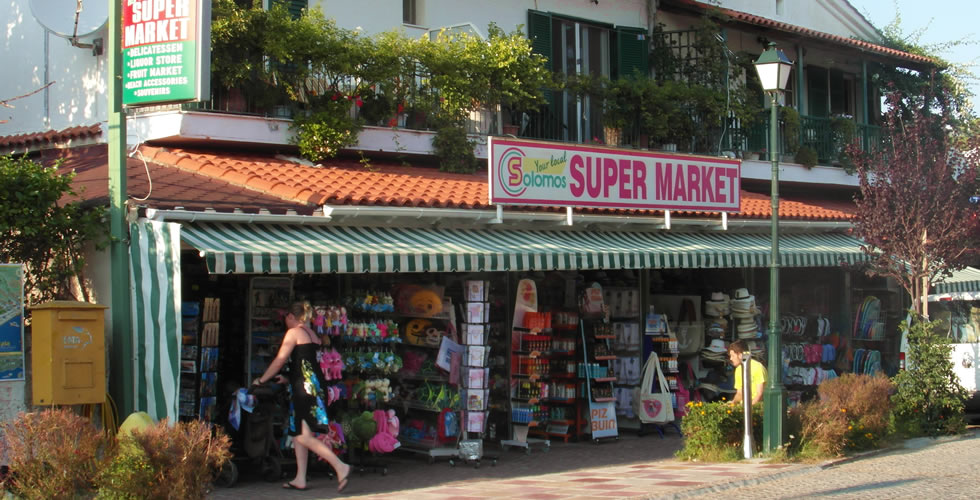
[253,301,351,492]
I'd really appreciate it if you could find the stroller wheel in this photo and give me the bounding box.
[260,456,282,482]
[214,460,238,488]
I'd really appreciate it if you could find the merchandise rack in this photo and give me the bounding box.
[502,326,551,454]
[448,281,499,467]
[578,282,619,444]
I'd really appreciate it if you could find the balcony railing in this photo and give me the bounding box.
[136,72,879,168]
[740,113,880,164]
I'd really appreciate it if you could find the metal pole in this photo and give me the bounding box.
[741,352,753,459]
[108,0,134,417]
[763,91,786,452]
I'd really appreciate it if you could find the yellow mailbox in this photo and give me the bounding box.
[30,301,108,405]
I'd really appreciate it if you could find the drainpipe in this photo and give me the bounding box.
[796,45,805,113]
[861,60,869,124]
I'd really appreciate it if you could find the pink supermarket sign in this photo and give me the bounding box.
[488,137,741,212]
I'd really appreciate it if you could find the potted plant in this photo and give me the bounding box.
[831,114,858,164]
[603,77,635,146]
[780,106,801,159]
[795,145,818,169]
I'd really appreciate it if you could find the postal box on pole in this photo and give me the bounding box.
[30,301,108,405]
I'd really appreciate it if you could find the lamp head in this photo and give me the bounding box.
[753,42,793,92]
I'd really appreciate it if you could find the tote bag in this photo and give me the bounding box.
[675,299,704,355]
[633,352,675,424]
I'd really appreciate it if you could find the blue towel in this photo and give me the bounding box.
[228,388,257,431]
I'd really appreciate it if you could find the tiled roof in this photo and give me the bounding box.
[668,0,934,66]
[45,145,313,214]
[139,146,855,221]
[0,124,103,150]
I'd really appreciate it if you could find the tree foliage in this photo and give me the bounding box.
[0,155,107,303]
[892,317,968,437]
[848,90,980,315]
[863,4,978,130]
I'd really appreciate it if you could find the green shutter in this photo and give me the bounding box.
[527,10,555,118]
[615,26,648,79]
[527,10,553,71]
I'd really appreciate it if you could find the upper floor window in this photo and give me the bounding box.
[403,0,417,25]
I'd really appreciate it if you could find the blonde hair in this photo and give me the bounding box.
[289,300,313,322]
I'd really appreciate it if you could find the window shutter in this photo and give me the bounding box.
[615,26,648,79]
[273,0,306,19]
[527,10,553,71]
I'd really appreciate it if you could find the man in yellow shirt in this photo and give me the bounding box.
[728,340,766,406]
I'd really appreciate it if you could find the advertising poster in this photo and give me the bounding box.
[0,264,25,380]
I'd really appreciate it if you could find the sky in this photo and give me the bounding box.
[848,0,979,115]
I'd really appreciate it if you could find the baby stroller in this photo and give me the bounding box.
[214,381,291,487]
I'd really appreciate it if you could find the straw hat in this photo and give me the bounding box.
[704,292,730,317]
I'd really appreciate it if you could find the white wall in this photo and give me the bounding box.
[1,0,107,136]
[316,0,650,38]
[695,0,878,42]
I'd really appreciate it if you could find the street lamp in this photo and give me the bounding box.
[753,42,793,453]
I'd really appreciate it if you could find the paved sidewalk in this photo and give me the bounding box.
[209,431,809,499]
[343,460,804,500]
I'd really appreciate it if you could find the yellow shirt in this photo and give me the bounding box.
[733,358,768,391]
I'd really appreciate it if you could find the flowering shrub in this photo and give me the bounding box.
[798,373,893,457]
[96,419,232,500]
[0,408,112,499]
[677,399,762,461]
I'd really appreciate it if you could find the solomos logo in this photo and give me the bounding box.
[497,147,568,196]
[498,147,527,196]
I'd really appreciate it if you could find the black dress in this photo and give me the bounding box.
[287,328,330,436]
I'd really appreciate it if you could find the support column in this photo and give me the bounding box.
[108,0,134,417]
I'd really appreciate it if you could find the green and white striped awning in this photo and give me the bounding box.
[932,266,980,295]
[180,222,870,274]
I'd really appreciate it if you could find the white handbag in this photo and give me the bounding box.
[632,352,675,424]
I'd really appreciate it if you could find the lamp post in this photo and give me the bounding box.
[753,42,793,453]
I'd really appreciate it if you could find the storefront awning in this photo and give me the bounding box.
[932,266,980,296]
[180,222,870,274]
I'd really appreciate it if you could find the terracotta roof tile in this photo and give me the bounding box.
[139,146,853,221]
[46,145,312,214]
[668,0,933,66]
[0,124,102,149]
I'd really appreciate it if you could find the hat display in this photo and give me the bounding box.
[704,338,728,353]
[706,318,727,337]
[730,288,757,318]
[704,292,730,317]
[737,318,760,339]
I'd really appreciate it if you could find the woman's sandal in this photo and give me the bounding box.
[337,468,351,493]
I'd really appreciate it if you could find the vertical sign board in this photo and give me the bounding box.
[589,400,618,439]
[488,137,741,212]
[0,264,25,380]
[122,0,211,106]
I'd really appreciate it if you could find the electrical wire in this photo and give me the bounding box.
[128,148,153,202]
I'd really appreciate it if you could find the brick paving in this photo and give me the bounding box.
[209,428,980,499]
[208,431,810,499]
